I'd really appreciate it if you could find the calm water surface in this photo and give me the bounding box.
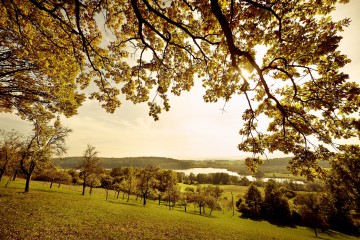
[175,167,304,184]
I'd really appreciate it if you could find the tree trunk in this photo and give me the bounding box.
[0,166,6,181]
[127,192,130,202]
[199,205,202,215]
[106,189,109,201]
[82,179,86,195]
[184,206,187,212]
[50,181,53,188]
[117,191,120,199]
[12,170,18,181]
[231,192,235,216]
[24,173,31,193]
[5,175,12,187]
[89,186,93,195]
[143,193,147,205]
[58,182,61,188]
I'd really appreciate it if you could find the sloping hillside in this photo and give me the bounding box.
[53,156,330,173]
[52,156,193,169]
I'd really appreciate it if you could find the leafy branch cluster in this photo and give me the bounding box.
[1,0,359,179]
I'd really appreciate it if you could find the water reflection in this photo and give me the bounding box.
[175,168,304,184]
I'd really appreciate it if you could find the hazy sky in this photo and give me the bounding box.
[1,1,360,159]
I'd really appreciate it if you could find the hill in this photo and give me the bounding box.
[53,156,330,174]
[52,156,194,169]
[1,179,355,240]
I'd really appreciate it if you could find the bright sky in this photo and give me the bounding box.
[1,1,360,159]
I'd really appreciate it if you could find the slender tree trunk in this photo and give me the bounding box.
[82,179,86,195]
[89,186,93,195]
[58,182,61,188]
[0,166,6,181]
[24,173,31,192]
[106,189,109,201]
[231,192,235,216]
[122,191,125,200]
[184,206,187,212]
[12,170,18,181]
[5,175,12,187]
[143,193,147,205]
[117,191,120,199]
[199,205,202,215]
[50,181,53,188]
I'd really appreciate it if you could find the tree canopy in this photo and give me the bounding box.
[1,0,359,179]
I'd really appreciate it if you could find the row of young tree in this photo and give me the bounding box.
[68,145,224,215]
[0,141,224,216]
[238,179,359,236]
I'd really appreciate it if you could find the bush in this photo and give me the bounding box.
[238,202,262,219]
[279,187,296,199]
[185,187,195,192]
[306,181,326,192]
[263,180,292,224]
[238,176,251,186]
[239,184,263,219]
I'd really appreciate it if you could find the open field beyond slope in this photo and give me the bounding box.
[0,179,357,240]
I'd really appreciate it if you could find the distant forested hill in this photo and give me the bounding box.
[52,156,330,172]
[52,156,194,169]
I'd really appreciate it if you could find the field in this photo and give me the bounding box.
[0,179,357,240]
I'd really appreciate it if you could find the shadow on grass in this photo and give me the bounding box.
[238,215,359,240]
[106,198,146,208]
[169,207,218,218]
[106,198,219,219]
[21,187,83,197]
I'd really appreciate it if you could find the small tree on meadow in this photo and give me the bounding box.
[0,129,21,181]
[137,165,160,206]
[157,169,178,206]
[87,174,101,195]
[124,167,138,202]
[101,174,114,201]
[19,113,71,193]
[77,145,102,195]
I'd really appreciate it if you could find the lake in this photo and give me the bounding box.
[175,167,305,184]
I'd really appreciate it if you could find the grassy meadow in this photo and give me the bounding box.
[0,179,357,240]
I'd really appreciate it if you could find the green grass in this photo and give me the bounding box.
[0,179,357,240]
